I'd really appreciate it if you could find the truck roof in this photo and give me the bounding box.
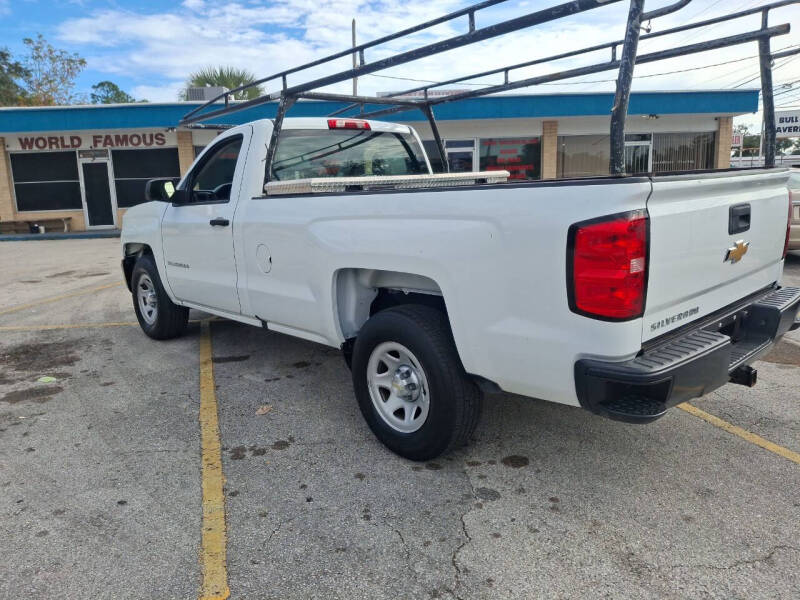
[242,117,413,135]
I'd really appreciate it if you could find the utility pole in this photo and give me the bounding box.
[352,19,358,96]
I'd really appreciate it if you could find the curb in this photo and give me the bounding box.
[0,230,121,242]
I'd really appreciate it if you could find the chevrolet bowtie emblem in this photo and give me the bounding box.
[724,240,749,264]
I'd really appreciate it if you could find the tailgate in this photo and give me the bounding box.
[643,169,790,342]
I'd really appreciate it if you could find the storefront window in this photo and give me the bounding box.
[558,132,717,177]
[479,137,541,180]
[112,148,181,207]
[557,135,610,179]
[10,151,83,211]
[652,132,715,173]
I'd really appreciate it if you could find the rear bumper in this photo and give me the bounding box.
[575,286,800,423]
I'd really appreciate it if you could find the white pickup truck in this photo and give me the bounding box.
[121,116,800,460]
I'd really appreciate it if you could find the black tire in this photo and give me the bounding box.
[131,253,189,340]
[351,305,482,461]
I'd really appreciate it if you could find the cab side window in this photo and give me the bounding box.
[188,136,243,202]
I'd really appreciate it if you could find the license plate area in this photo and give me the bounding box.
[709,308,751,344]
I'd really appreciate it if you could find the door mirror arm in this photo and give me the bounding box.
[169,188,192,205]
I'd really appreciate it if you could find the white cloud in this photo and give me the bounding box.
[181,0,206,10]
[130,81,186,103]
[54,0,800,127]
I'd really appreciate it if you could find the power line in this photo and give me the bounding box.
[732,54,800,88]
[774,88,800,105]
[668,0,760,48]
[367,44,800,91]
[774,80,800,97]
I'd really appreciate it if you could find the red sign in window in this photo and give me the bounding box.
[479,137,541,180]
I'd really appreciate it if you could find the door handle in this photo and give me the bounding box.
[209,217,230,227]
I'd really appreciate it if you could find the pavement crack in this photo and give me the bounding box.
[668,545,800,572]
[448,460,478,600]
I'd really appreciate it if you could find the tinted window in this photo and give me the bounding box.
[190,137,242,201]
[271,129,428,181]
[11,151,79,182]
[112,148,180,179]
[112,148,181,208]
[10,151,82,211]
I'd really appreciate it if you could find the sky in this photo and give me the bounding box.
[2,0,800,129]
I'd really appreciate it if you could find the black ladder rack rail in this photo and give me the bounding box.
[179,0,799,181]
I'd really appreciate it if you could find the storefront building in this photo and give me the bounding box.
[0,89,756,232]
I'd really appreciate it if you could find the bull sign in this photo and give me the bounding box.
[775,110,800,138]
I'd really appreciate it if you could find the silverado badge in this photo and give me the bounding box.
[724,240,749,264]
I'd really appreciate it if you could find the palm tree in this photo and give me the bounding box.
[183,66,263,100]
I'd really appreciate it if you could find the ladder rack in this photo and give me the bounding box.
[180,0,800,180]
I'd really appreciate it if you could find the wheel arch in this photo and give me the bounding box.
[334,268,446,341]
[122,243,153,291]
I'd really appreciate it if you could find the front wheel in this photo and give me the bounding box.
[351,305,482,461]
[131,254,188,340]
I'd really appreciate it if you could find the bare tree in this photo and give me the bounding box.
[21,34,86,105]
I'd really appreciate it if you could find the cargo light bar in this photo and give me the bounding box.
[327,119,371,130]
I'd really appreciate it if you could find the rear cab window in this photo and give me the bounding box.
[271,128,430,181]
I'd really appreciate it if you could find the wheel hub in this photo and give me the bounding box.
[391,364,421,402]
[137,274,159,325]
[366,341,431,433]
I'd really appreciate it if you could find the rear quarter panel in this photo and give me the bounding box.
[238,178,652,406]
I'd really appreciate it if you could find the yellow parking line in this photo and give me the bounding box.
[198,321,230,600]
[0,281,123,316]
[678,403,800,466]
[0,318,214,332]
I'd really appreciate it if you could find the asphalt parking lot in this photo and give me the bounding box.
[1,238,799,600]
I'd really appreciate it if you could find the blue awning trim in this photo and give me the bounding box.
[0,91,759,133]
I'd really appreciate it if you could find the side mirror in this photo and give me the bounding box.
[145,178,180,202]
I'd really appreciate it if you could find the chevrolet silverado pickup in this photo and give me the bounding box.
[121,117,800,460]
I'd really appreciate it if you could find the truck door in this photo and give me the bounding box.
[161,128,251,314]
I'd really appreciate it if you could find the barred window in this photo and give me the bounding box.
[557,135,610,178]
[652,132,715,173]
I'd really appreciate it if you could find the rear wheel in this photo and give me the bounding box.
[131,254,188,340]
[352,305,482,461]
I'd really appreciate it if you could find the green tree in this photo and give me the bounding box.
[183,66,262,100]
[734,123,762,157]
[90,80,137,104]
[734,123,796,157]
[0,48,29,106]
[21,34,86,105]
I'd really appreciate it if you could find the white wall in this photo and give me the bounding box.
[404,114,721,140]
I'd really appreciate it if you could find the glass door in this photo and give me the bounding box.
[78,150,118,228]
[624,134,652,174]
[445,139,476,173]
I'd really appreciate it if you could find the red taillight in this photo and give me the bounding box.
[327,118,370,130]
[568,210,649,320]
[784,190,795,259]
